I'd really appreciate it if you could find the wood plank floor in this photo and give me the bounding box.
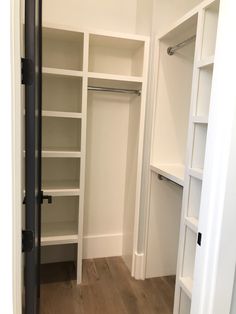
[40,257,175,314]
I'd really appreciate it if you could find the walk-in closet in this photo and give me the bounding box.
[20,0,223,313]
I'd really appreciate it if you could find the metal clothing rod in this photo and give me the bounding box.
[88,86,141,96]
[157,174,182,187]
[167,35,196,56]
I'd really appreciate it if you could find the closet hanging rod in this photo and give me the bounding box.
[157,174,182,187]
[167,35,196,56]
[88,86,141,96]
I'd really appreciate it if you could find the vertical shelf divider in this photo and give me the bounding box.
[77,32,89,284]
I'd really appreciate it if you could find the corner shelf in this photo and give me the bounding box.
[41,221,78,246]
[179,277,193,299]
[150,163,185,186]
[42,110,82,119]
[43,67,83,78]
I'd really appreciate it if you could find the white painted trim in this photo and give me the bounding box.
[12,0,22,312]
[143,35,161,279]
[131,37,150,277]
[77,32,89,284]
[0,1,21,313]
[83,233,123,259]
[133,252,145,280]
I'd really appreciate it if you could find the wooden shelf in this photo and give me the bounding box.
[197,55,214,68]
[41,222,78,246]
[88,72,143,83]
[185,217,198,233]
[42,150,81,158]
[188,168,203,180]
[43,67,83,77]
[179,277,193,299]
[42,180,80,190]
[43,188,80,197]
[150,163,185,186]
[192,116,208,124]
[42,110,82,119]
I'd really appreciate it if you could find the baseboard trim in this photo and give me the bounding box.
[83,233,123,259]
[133,252,145,280]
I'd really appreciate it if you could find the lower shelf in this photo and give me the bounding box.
[150,163,185,186]
[41,222,78,246]
[179,276,193,299]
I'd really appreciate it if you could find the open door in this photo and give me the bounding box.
[24,0,42,313]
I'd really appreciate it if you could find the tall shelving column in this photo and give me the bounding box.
[174,1,220,313]
[41,26,85,283]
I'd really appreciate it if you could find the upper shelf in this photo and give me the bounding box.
[150,163,185,186]
[89,33,145,77]
[42,27,84,71]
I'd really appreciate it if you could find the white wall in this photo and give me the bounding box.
[43,0,138,33]
[135,0,153,35]
[152,0,203,34]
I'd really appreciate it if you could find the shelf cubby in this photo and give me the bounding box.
[191,124,208,171]
[42,116,81,152]
[42,158,80,190]
[88,34,145,77]
[43,27,84,71]
[179,288,191,313]
[182,227,197,295]
[187,177,202,223]
[42,73,82,113]
[151,17,197,169]
[196,65,213,117]
[201,1,220,59]
[41,196,79,246]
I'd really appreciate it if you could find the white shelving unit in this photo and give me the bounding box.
[174,0,220,312]
[146,11,198,280]
[41,24,149,284]
[146,0,220,312]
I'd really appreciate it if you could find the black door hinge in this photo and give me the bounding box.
[22,230,34,253]
[21,58,34,85]
[197,232,202,246]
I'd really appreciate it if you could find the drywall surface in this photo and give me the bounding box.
[136,0,154,35]
[152,0,203,34]
[43,0,138,33]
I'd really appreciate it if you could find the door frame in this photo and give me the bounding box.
[0,0,22,314]
[12,0,23,313]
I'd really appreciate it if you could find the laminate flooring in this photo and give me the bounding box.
[40,257,175,314]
